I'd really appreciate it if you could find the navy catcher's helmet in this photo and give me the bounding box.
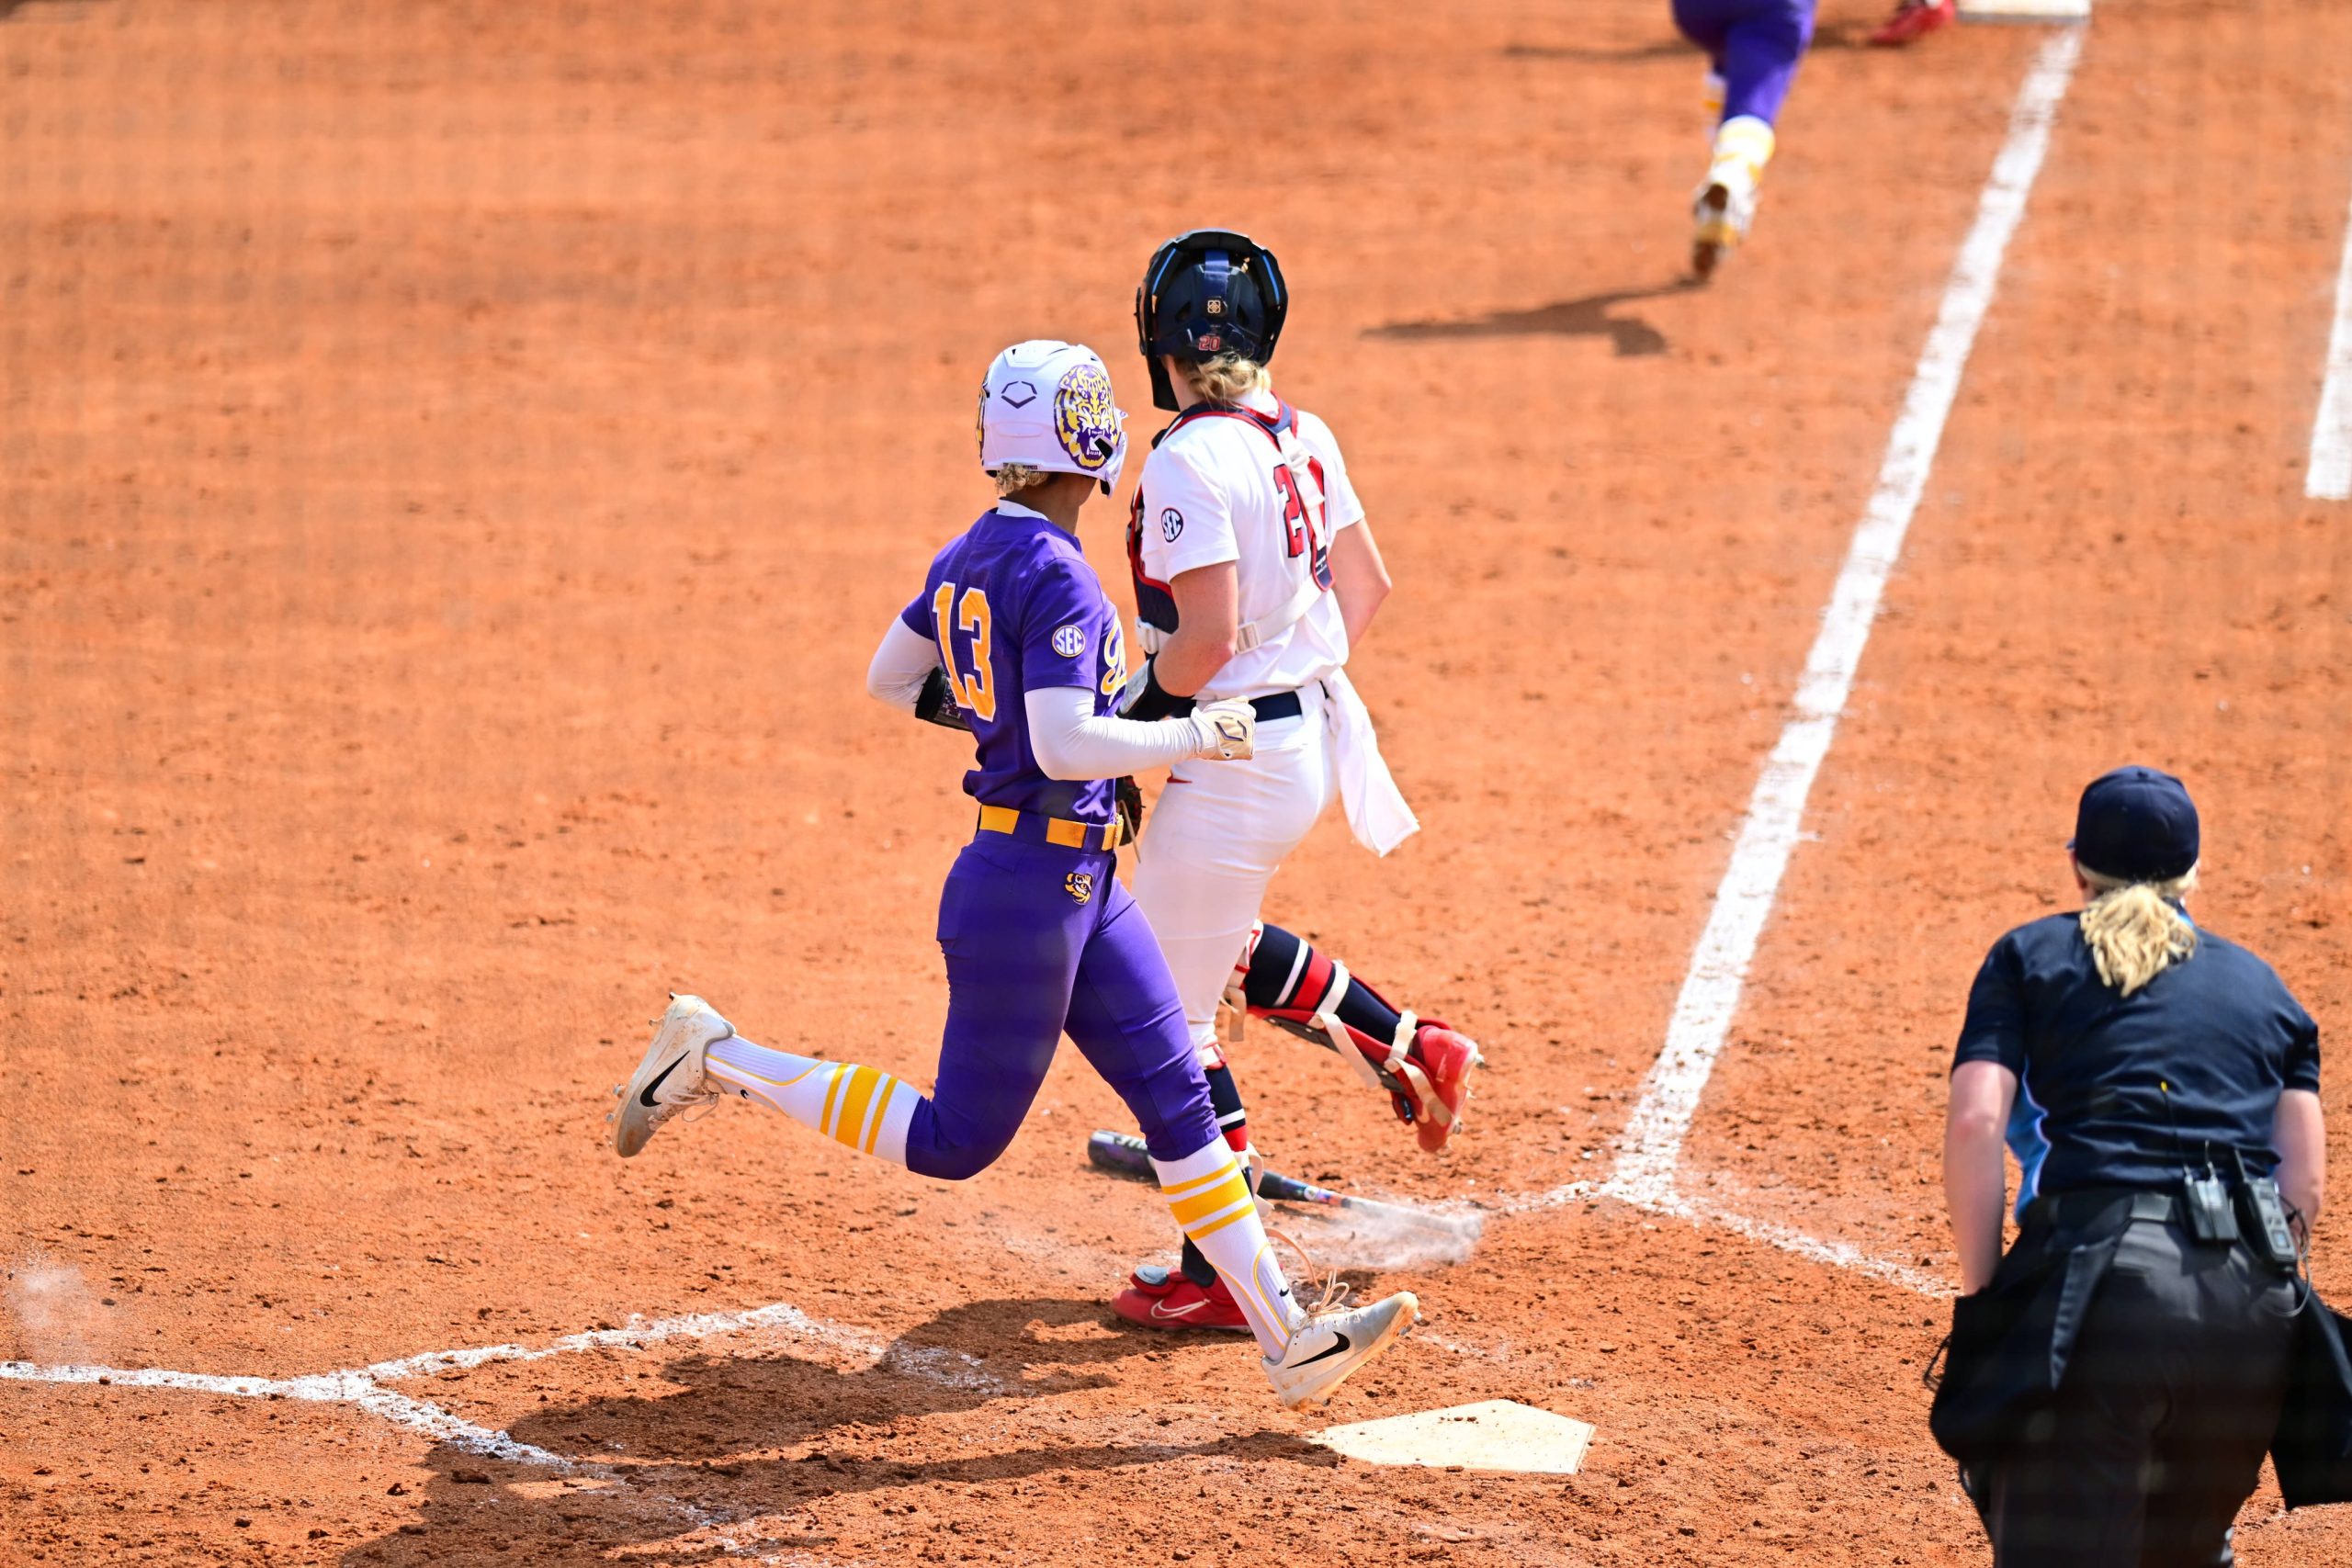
[1135,229,1289,412]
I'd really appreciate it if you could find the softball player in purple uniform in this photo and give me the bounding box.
[607,340,1418,1407]
[1674,0,1816,276]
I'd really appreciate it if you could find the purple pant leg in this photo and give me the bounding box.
[910,836,1215,1179]
[1670,0,1814,127]
[1061,874,1218,1162]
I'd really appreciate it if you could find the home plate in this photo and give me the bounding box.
[1960,0,2091,21]
[1309,1400,1595,1475]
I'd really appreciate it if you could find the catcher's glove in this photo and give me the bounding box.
[1114,774,1146,848]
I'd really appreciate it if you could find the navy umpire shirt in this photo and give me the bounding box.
[1954,911,2320,1199]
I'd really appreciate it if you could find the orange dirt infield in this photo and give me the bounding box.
[6,1,2352,1563]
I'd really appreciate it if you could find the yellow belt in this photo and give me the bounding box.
[977,804,1126,853]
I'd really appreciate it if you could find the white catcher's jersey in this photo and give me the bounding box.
[1127,388,1366,702]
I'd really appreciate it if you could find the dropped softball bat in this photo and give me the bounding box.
[1086,1130,1462,1231]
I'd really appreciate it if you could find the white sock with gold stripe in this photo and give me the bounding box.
[705,1037,920,1166]
[1708,114,1776,194]
[1152,1138,1302,1359]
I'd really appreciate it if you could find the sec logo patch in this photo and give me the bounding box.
[1160,508,1184,543]
[1065,871,1094,905]
[1051,624,1086,659]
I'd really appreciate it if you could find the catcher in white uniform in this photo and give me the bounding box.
[1111,229,1486,1331]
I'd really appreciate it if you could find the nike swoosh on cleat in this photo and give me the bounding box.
[1291,1332,1351,1368]
[638,1055,685,1108]
[1151,1300,1214,1320]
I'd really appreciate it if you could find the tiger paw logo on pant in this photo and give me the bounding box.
[1065,871,1095,906]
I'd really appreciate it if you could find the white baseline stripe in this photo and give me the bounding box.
[1602,28,2085,1211]
[2311,168,2352,501]
[0,1359,564,1465]
[364,1300,888,1382]
[0,1293,1004,1470]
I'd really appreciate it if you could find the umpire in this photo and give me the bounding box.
[1934,765,2327,1565]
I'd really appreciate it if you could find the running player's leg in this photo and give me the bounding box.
[1677,0,1809,275]
[698,838,1078,1179]
[1668,0,1732,62]
[1064,871,1419,1400]
[1061,874,1295,1357]
[1717,0,1811,130]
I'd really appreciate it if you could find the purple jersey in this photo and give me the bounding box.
[899,504,1130,823]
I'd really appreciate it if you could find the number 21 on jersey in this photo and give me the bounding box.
[1272,455,1334,592]
[930,581,997,722]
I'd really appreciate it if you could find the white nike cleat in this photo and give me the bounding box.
[1262,1290,1419,1408]
[607,993,733,1157]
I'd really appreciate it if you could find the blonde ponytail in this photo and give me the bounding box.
[2077,863,2199,997]
[1182,352,1272,407]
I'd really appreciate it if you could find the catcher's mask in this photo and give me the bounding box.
[1135,228,1289,412]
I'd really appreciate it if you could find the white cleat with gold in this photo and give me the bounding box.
[1690,113,1775,281]
[608,993,733,1157]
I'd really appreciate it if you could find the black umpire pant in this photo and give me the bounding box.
[1986,1219,2298,1567]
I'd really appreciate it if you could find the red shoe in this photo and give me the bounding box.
[1394,1024,1483,1154]
[1869,0,1955,46]
[1110,1264,1252,1332]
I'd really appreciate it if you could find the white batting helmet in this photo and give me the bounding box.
[977,340,1129,495]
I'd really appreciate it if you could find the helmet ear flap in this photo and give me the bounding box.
[1136,272,1180,412]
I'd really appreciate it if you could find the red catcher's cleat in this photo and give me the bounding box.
[1869,0,1955,46]
[1401,1025,1482,1154]
[1111,1264,1251,1332]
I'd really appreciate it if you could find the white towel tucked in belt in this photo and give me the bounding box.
[1320,667,1418,856]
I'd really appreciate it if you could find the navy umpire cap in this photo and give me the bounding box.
[2070,765,2200,882]
[1136,229,1288,412]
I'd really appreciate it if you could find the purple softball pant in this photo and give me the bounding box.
[1671,0,1815,127]
[907,832,1219,1181]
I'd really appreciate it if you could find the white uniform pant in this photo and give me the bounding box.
[1133,697,1337,1054]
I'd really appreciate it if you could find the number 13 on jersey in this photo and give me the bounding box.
[930,581,997,722]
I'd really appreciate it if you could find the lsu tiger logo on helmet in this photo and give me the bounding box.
[1054,360,1121,474]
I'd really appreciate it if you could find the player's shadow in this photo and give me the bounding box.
[1500,26,1874,61]
[336,1296,1334,1564]
[0,0,107,20]
[1365,281,1699,358]
[1500,39,1690,62]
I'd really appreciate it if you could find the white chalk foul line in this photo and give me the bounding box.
[0,1359,567,1465]
[1524,30,2084,1286]
[1,1295,1003,1468]
[2310,162,2352,501]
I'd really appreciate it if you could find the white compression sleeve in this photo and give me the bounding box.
[1024,684,1210,781]
[865,616,941,713]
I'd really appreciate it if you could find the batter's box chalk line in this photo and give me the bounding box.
[1,1297,1004,1470]
[1509,28,2082,1303]
[3,28,2081,1470]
